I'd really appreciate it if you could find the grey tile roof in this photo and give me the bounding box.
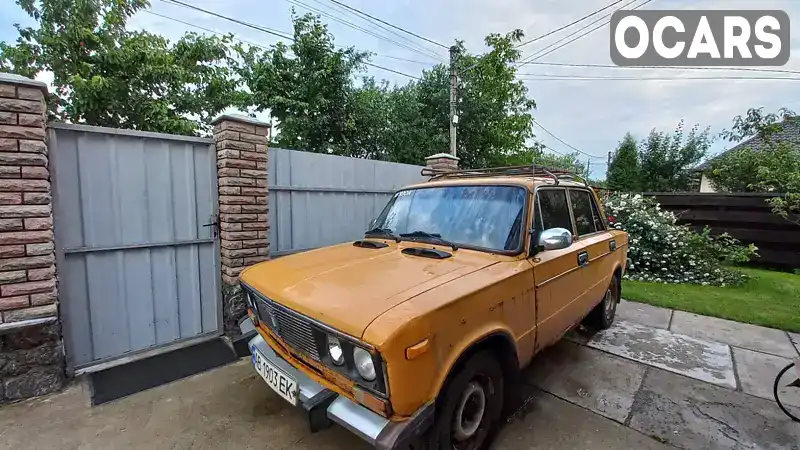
[696,118,800,171]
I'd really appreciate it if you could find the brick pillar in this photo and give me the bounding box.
[0,73,64,402]
[425,152,460,171]
[211,114,270,335]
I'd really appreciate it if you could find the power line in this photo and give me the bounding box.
[517,0,652,67]
[461,0,653,73]
[540,144,568,156]
[160,0,294,40]
[323,0,449,49]
[157,0,423,80]
[308,0,444,61]
[373,54,436,65]
[521,61,800,76]
[365,62,423,80]
[516,0,625,48]
[147,8,435,71]
[282,0,444,61]
[460,0,636,75]
[518,74,800,81]
[533,119,605,159]
[143,10,270,49]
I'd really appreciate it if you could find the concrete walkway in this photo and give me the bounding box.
[540,300,800,449]
[0,301,797,449]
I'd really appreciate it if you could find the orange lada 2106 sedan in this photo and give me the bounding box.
[239,166,629,450]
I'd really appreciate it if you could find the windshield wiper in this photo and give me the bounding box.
[364,227,400,242]
[399,231,458,251]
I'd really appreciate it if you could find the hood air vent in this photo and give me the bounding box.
[353,240,389,249]
[401,247,452,259]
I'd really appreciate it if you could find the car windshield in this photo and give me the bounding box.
[372,185,526,252]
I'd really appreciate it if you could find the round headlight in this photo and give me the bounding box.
[353,347,376,381]
[327,335,345,365]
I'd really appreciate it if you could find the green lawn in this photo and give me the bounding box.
[622,267,800,332]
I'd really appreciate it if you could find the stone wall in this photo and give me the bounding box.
[212,114,270,335]
[0,73,63,402]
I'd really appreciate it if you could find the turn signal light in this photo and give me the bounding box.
[353,386,389,416]
[405,338,430,360]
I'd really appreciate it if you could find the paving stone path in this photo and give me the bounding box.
[529,299,800,450]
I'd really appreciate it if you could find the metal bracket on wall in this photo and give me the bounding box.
[203,214,219,239]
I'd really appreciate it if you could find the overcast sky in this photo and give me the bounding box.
[2,0,798,177]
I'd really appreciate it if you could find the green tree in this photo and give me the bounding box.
[439,31,537,169]
[707,108,800,225]
[639,120,711,192]
[606,133,641,191]
[499,145,586,173]
[346,77,391,159]
[0,0,243,135]
[236,12,368,153]
[242,17,538,166]
[720,107,795,143]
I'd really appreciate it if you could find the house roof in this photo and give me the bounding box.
[696,117,800,171]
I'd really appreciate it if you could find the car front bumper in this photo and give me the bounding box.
[247,331,433,449]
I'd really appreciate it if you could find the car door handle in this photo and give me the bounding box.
[577,251,589,267]
[610,239,617,252]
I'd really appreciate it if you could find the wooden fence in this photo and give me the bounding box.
[645,192,800,269]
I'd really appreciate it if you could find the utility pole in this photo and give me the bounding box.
[607,151,613,167]
[449,45,458,157]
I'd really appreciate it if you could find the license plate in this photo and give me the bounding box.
[253,348,299,406]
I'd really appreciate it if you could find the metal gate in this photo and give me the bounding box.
[49,124,221,373]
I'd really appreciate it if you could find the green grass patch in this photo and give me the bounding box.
[622,267,800,332]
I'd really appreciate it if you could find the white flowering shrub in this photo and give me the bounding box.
[604,193,757,286]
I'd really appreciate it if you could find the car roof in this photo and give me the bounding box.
[404,176,590,192]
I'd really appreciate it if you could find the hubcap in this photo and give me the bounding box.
[604,288,614,318]
[453,381,486,442]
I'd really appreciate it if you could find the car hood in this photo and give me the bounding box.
[240,242,499,338]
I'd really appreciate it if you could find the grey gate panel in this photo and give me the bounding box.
[268,148,426,256]
[49,124,220,371]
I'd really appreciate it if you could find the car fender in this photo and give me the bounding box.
[429,323,519,404]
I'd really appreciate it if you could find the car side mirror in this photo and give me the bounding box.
[537,227,573,251]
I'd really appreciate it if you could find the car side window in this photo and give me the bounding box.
[535,189,572,233]
[569,190,599,236]
[589,193,606,231]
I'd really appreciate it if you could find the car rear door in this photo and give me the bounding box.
[566,188,617,316]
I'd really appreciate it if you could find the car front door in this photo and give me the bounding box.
[529,187,585,351]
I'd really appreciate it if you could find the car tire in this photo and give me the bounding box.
[425,351,504,450]
[586,274,619,329]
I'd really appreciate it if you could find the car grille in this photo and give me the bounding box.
[253,294,321,361]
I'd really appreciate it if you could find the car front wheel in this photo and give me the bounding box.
[426,351,504,450]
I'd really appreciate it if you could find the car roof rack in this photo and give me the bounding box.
[420,164,589,186]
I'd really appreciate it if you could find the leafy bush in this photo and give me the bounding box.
[604,193,757,286]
